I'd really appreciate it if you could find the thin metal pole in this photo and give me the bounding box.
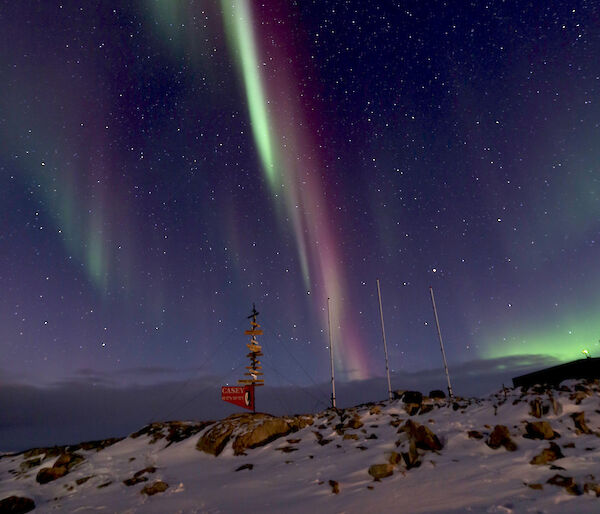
[429,286,454,400]
[376,279,393,401]
[327,297,336,409]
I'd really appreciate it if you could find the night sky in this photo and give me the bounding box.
[1,0,599,400]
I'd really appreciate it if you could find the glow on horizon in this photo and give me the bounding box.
[483,305,600,362]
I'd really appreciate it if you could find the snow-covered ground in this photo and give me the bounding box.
[1,380,599,513]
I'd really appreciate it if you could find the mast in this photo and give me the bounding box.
[376,279,393,401]
[429,287,454,400]
[327,297,336,409]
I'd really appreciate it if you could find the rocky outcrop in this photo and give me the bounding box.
[0,496,35,513]
[131,421,213,446]
[197,413,312,457]
[123,466,156,486]
[35,452,84,484]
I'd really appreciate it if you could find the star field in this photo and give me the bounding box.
[1,0,599,391]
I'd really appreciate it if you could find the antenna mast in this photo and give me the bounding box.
[376,279,393,401]
[327,297,336,409]
[429,287,454,400]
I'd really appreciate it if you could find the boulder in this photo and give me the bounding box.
[402,440,420,469]
[54,452,84,471]
[0,496,35,513]
[368,463,394,481]
[387,451,402,466]
[530,442,564,465]
[369,405,382,415]
[196,422,235,456]
[36,465,68,484]
[486,425,517,451]
[231,416,291,455]
[400,419,442,451]
[467,430,484,440]
[570,412,593,435]
[402,391,423,404]
[546,474,582,496]
[141,480,168,496]
[329,480,340,494]
[524,421,558,440]
[345,416,363,430]
[429,389,446,400]
[584,482,600,497]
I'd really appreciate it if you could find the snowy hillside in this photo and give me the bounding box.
[2,380,600,513]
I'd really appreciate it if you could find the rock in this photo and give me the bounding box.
[329,480,340,494]
[141,480,169,496]
[166,421,213,445]
[527,483,543,490]
[402,391,423,404]
[529,398,547,418]
[387,451,402,466]
[343,434,358,440]
[429,389,446,399]
[400,420,442,451]
[530,442,564,465]
[368,463,394,480]
[235,463,253,471]
[345,416,364,430]
[124,466,156,486]
[196,422,235,456]
[402,440,420,469]
[369,405,382,415]
[232,416,292,455]
[486,425,517,451]
[76,437,124,452]
[584,482,600,497]
[54,453,84,471]
[468,430,484,440]
[36,465,68,484]
[570,391,589,405]
[97,481,112,489]
[75,475,93,485]
[19,457,42,472]
[571,412,593,435]
[546,474,582,496]
[0,496,35,513]
[524,421,558,440]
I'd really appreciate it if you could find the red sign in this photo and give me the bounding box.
[221,385,254,411]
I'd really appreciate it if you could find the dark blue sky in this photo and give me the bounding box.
[1,0,599,402]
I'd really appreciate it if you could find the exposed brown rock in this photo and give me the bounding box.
[529,442,564,465]
[54,453,84,471]
[402,440,420,469]
[467,430,484,440]
[400,420,442,451]
[486,425,517,451]
[584,482,600,497]
[36,465,68,484]
[329,480,340,494]
[529,398,547,418]
[343,434,358,440]
[369,405,382,415]
[141,480,168,496]
[429,389,446,399]
[571,412,593,435]
[196,422,236,456]
[75,475,93,485]
[546,474,582,496]
[19,457,42,472]
[235,463,253,471]
[368,463,394,480]
[123,466,156,486]
[345,416,364,430]
[524,421,558,440]
[232,417,292,455]
[0,496,35,513]
[387,451,402,466]
[527,483,543,490]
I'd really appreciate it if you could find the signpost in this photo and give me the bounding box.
[221,385,255,411]
[222,304,264,413]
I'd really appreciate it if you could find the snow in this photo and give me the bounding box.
[1,380,599,513]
